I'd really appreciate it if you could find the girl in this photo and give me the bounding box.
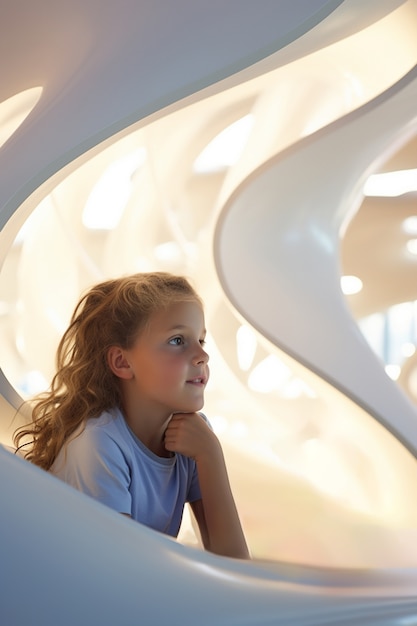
[14,272,249,559]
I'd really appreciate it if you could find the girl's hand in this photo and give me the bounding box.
[164,413,221,461]
[165,412,250,559]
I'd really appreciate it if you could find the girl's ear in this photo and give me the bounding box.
[107,346,133,379]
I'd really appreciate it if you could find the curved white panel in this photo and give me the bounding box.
[2,446,417,625]
[0,0,344,239]
[214,67,417,453]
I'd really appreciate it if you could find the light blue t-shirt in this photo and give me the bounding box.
[51,408,203,537]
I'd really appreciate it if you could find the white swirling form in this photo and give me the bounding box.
[2,1,417,624]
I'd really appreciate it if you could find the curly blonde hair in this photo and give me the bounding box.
[14,272,201,470]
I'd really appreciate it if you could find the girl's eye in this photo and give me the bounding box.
[199,339,206,346]
[169,336,184,346]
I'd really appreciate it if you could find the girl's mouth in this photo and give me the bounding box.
[186,377,206,386]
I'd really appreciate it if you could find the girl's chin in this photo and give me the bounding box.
[175,401,204,414]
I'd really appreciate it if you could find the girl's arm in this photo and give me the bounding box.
[164,413,250,559]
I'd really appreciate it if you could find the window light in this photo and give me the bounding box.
[363,169,417,197]
[236,325,257,371]
[154,242,182,263]
[248,354,291,393]
[0,87,43,149]
[82,148,146,230]
[193,114,254,173]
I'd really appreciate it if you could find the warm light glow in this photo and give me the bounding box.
[281,378,317,399]
[230,421,249,438]
[209,415,228,434]
[363,169,417,197]
[341,275,363,295]
[236,325,257,371]
[193,114,254,173]
[402,216,417,235]
[248,354,291,393]
[154,242,182,263]
[406,239,417,256]
[0,87,43,149]
[82,148,146,229]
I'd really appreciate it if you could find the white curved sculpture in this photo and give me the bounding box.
[214,66,417,454]
[2,444,417,625]
[2,1,417,623]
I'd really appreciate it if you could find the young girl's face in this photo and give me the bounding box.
[122,300,209,418]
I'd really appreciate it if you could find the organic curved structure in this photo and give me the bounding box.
[1,1,417,623]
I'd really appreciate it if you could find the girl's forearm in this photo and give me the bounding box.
[196,446,250,559]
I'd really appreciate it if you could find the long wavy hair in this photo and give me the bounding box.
[13,272,201,471]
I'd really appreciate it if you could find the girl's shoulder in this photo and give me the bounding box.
[83,408,129,442]
[84,409,119,430]
[197,412,212,429]
[60,409,133,468]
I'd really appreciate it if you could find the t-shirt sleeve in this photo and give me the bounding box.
[53,425,132,515]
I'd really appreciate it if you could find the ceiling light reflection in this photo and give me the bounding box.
[402,216,417,235]
[385,364,401,380]
[341,275,363,295]
[406,239,417,256]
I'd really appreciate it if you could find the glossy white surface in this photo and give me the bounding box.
[2,444,417,625]
[215,67,417,454]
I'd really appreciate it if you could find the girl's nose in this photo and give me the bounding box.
[194,345,209,365]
